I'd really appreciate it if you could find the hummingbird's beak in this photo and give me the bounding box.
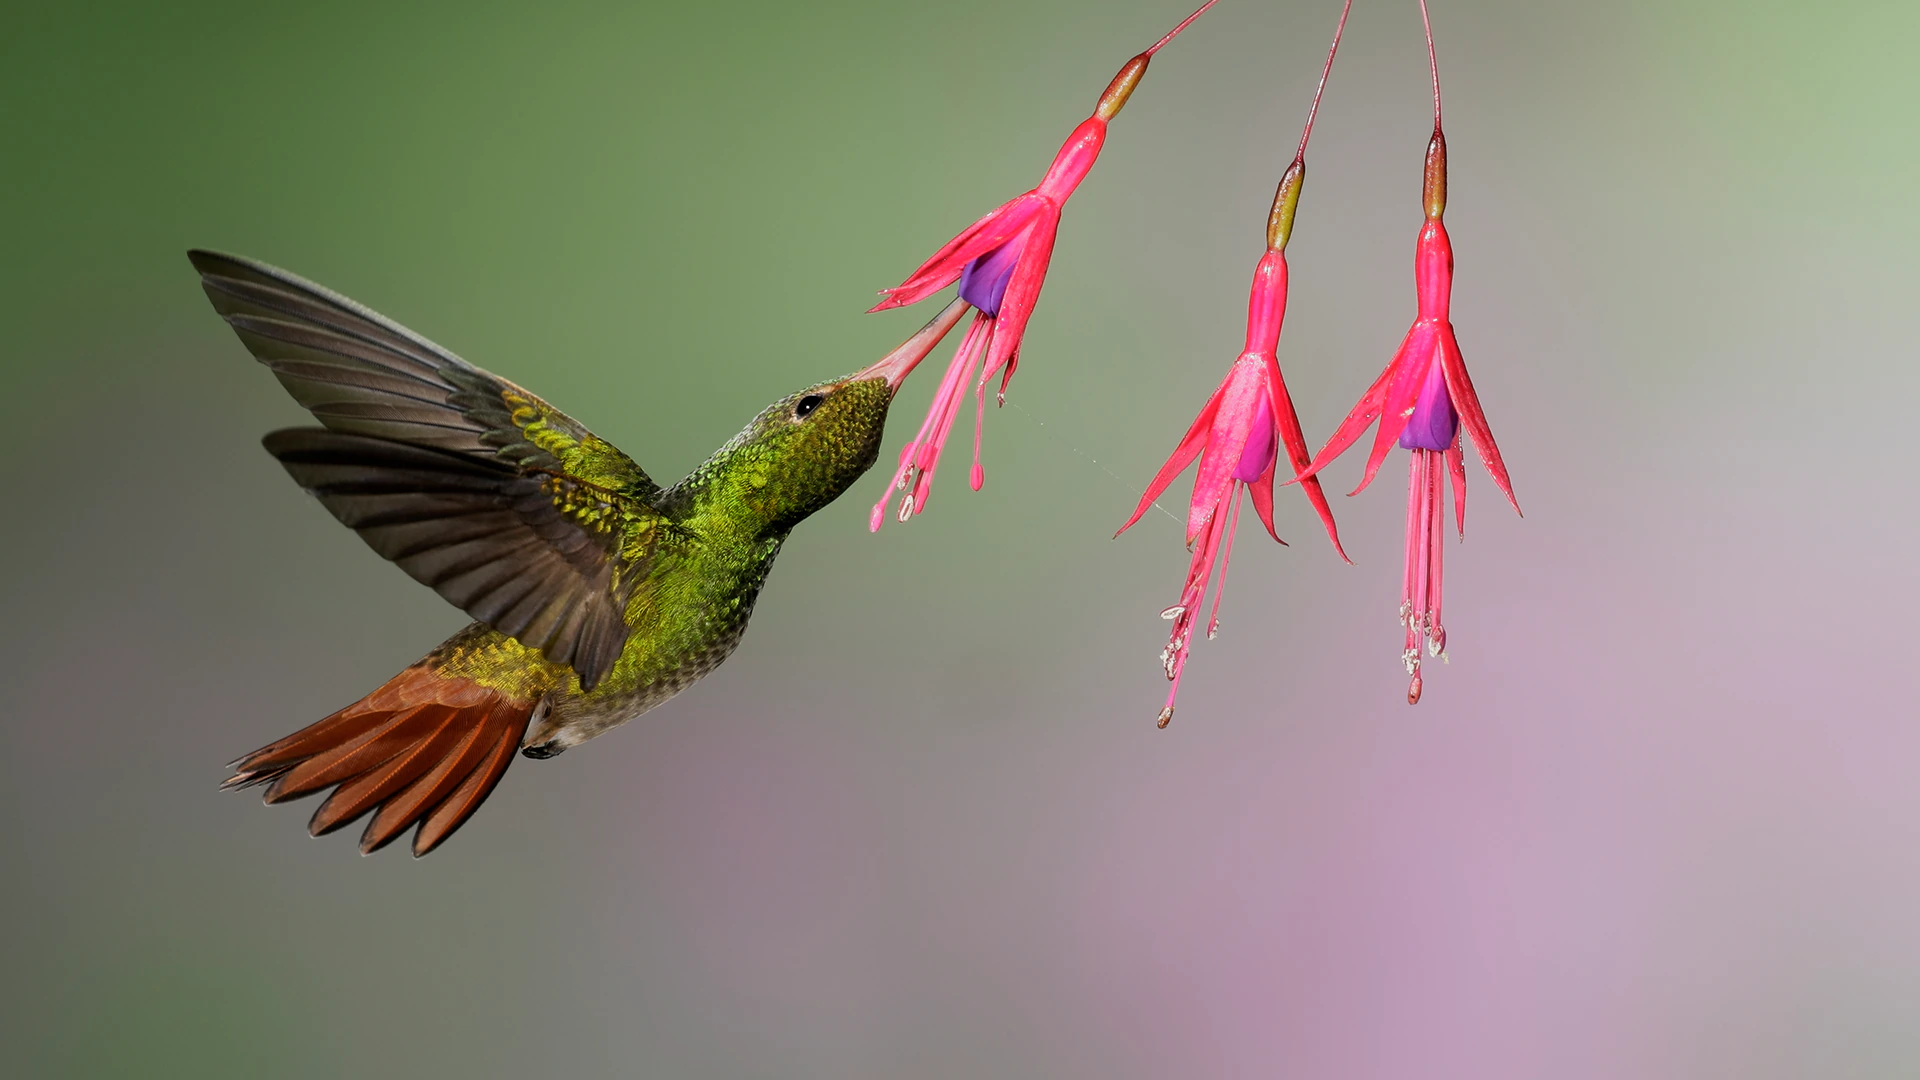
[852,297,972,394]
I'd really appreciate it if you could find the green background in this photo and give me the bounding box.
[5,1,1916,1076]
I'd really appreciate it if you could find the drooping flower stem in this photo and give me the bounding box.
[1097,0,1220,120]
[1147,0,1221,56]
[1266,0,1351,254]
[1076,0,1240,121]
[1419,0,1447,221]
[1294,0,1353,165]
[1419,0,1443,130]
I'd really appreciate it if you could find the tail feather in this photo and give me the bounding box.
[226,665,536,857]
[360,722,498,854]
[268,703,453,803]
[359,718,495,853]
[413,718,524,855]
[308,707,467,837]
[220,707,388,783]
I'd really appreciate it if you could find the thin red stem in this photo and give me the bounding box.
[1419,0,1442,129]
[1145,0,1221,56]
[1294,0,1354,162]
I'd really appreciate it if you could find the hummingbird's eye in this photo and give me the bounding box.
[793,393,826,420]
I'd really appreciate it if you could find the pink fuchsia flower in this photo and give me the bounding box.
[868,1,1220,530]
[1294,4,1519,704]
[1117,1,1353,729]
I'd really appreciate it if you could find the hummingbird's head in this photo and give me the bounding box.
[706,373,897,535]
[679,300,972,536]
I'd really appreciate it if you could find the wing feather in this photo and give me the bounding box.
[191,249,674,688]
[264,428,653,689]
[190,248,660,498]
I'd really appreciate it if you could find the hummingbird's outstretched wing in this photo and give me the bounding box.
[190,250,662,689]
[188,249,657,496]
[261,428,657,690]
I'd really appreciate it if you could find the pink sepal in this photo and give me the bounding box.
[869,194,1050,313]
[1354,324,1440,496]
[1187,359,1265,543]
[980,207,1061,389]
[1266,363,1348,561]
[1445,437,1467,538]
[1116,380,1224,537]
[1246,459,1282,545]
[1438,327,1519,515]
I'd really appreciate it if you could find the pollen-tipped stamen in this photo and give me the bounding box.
[1156,483,1236,724]
[1426,451,1446,659]
[910,320,987,508]
[1401,448,1450,702]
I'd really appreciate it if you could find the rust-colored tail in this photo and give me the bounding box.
[223,665,536,857]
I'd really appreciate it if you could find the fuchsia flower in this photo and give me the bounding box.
[1117,1,1352,728]
[868,1,1220,530]
[1294,4,1519,704]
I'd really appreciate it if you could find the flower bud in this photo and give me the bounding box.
[1423,129,1447,221]
[1094,53,1150,120]
[1266,159,1306,252]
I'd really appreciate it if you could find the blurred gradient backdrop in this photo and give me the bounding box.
[4,1,1917,1076]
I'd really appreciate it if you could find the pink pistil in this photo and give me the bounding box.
[1402,447,1448,704]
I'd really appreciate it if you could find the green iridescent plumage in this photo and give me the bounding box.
[195,250,902,764]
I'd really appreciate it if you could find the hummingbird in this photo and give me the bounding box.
[195,250,969,856]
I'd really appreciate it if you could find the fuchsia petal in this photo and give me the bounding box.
[869,194,1050,313]
[957,236,1024,315]
[1438,327,1520,516]
[1117,380,1226,537]
[1231,392,1276,482]
[1352,323,1439,497]
[981,206,1061,391]
[1397,353,1459,450]
[996,343,1021,397]
[1187,359,1264,544]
